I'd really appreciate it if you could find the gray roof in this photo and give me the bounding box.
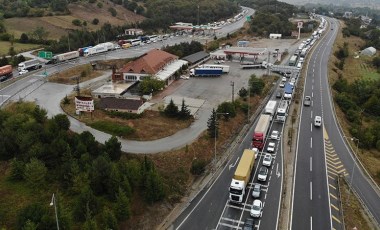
[98,98,143,110]
[182,51,209,64]
[361,46,376,56]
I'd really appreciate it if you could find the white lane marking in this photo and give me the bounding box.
[310,157,312,172]
[229,157,239,170]
[312,92,313,98]
[310,123,313,132]
[311,216,313,230]
[311,110,313,119]
[310,137,313,148]
[310,181,313,200]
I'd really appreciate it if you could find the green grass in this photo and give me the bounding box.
[89,120,135,137]
[0,41,41,56]
[362,71,380,80]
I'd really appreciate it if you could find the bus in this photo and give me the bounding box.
[289,55,298,66]
[147,35,158,42]
[276,100,289,122]
[126,39,141,47]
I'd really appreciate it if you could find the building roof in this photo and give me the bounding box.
[120,49,178,75]
[182,51,209,64]
[361,46,376,56]
[155,59,188,81]
[98,98,143,111]
[92,82,136,95]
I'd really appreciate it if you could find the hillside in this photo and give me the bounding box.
[4,1,144,40]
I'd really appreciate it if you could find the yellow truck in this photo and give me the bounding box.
[229,148,256,203]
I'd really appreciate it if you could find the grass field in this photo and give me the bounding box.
[0,41,41,56]
[4,1,145,41]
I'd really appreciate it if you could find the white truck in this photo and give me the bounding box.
[18,59,42,72]
[276,100,289,122]
[51,51,80,64]
[229,149,257,203]
[84,43,109,56]
[264,100,277,116]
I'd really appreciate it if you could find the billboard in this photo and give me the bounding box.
[75,96,94,112]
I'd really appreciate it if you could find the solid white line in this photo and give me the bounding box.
[310,157,312,172]
[310,181,313,200]
[310,137,313,148]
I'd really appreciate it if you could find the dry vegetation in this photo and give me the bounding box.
[4,0,145,40]
[339,178,375,229]
[49,64,105,84]
[328,20,380,186]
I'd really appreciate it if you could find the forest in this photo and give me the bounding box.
[0,102,165,229]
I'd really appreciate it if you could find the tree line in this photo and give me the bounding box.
[0,102,165,229]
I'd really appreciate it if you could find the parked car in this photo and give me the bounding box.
[263,153,273,166]
[250,199,263,218]
[19,69,28,75]
[252,183,261,198]
[279,82,285,88]
[258,167,268,182]
[267,142,275,153]
[180,75,189,80]
[304,96,311,106]
[271,130,279,140]
[243,218,255,230]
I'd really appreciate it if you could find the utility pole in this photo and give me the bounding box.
[197,5,200,26]
[247,83,250,123]
[230,81,234,103]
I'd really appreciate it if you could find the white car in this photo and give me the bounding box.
[281,77,286,82]
[263,153,273,166]
[258,167,268,182]
[252,184,261,198]
[267,142,275,153]
[279,83,285,88]
[314,116,322,127]
[180,75,189,80]
[250,199,263,218]
[19,69,28,75]
[270,130,279,140]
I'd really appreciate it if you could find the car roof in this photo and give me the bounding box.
[253,199,262,205]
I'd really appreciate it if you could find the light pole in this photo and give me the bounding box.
[230,81,234,103]
[50,193,60,230]
[247,82,250,124]
[214,112,229,167]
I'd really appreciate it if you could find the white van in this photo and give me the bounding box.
[314,116,322,127]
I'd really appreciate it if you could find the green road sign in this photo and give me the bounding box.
[38,51,53,60]
[246,16,251,22]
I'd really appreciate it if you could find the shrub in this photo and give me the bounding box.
[92,18,99,25]
[105,110,142,119]
[72,19,82,26]
[108,7,117,17]
[97,2,103,8]
[191,158,206,175]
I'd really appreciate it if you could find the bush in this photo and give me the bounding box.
[72,19,82,26]
[191,158,206,175]
[97,2,103,8]
[108,7,117,17]
[92,18,99,25]
[105,110,142,119]
[89,121,135,137]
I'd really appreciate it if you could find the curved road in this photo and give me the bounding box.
[0,7,254,154]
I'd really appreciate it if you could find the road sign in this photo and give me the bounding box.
[246,16,251,22]
[38,51,53,60]
[297,21,303,28]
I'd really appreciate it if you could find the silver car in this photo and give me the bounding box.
[252,184,261,198]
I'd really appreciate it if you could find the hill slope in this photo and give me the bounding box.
[4,1,144,40]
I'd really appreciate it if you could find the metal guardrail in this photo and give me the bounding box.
[337,175,346,230]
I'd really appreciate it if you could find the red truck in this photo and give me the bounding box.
[252,114,271,150]
[0,65,13,82]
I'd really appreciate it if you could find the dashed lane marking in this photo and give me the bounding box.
[329,184,337,190]
[332,215,341,224]
[331,204,339,211]
[330,193,338,200]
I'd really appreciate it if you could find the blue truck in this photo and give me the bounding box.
[283,82,293,100]
[189,68,223,77]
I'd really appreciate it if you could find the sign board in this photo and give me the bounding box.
[297,21,303,29]
[38,51,53,60]
[75,96,94,112]
[246,16,251,22]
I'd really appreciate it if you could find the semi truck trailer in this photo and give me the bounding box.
[189,68,223,77]
[51,51,80,64]
[229,148,257,203]
[252,114,271,150]
[0,65,13,82]
[264,100,277,116]
[18,59,42,72]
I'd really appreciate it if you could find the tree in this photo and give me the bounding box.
[10,158,25,181]
[101,208,118,230]
[92,18,99,25]
[52,114,70,130]
[83,204,98,230]
[108,7,117,17]
[23,158,47,188]
[139,77,165,95]
[207,109,218,138]
[8,47,16,56]
[104,136,122,161]
[143,169,165,203]
[115,187,131,221]
[31,27,49,41]
[72,19,82,26]
[238,87,248,98]
[217,102,235,119]
[178,99,191,120]
[19,33,29,43]
[73,186,98,221]
[90,155,111,195]
[22,220,38,230]
[164,99,179,118]
[249,74,265,95]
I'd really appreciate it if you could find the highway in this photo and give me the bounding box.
[291,17,380,230]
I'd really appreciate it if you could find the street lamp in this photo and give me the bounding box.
[50,193,60,230]
[214,112,229,168]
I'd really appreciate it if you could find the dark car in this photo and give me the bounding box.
[276,91,282,98]
[243,218,255,230]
